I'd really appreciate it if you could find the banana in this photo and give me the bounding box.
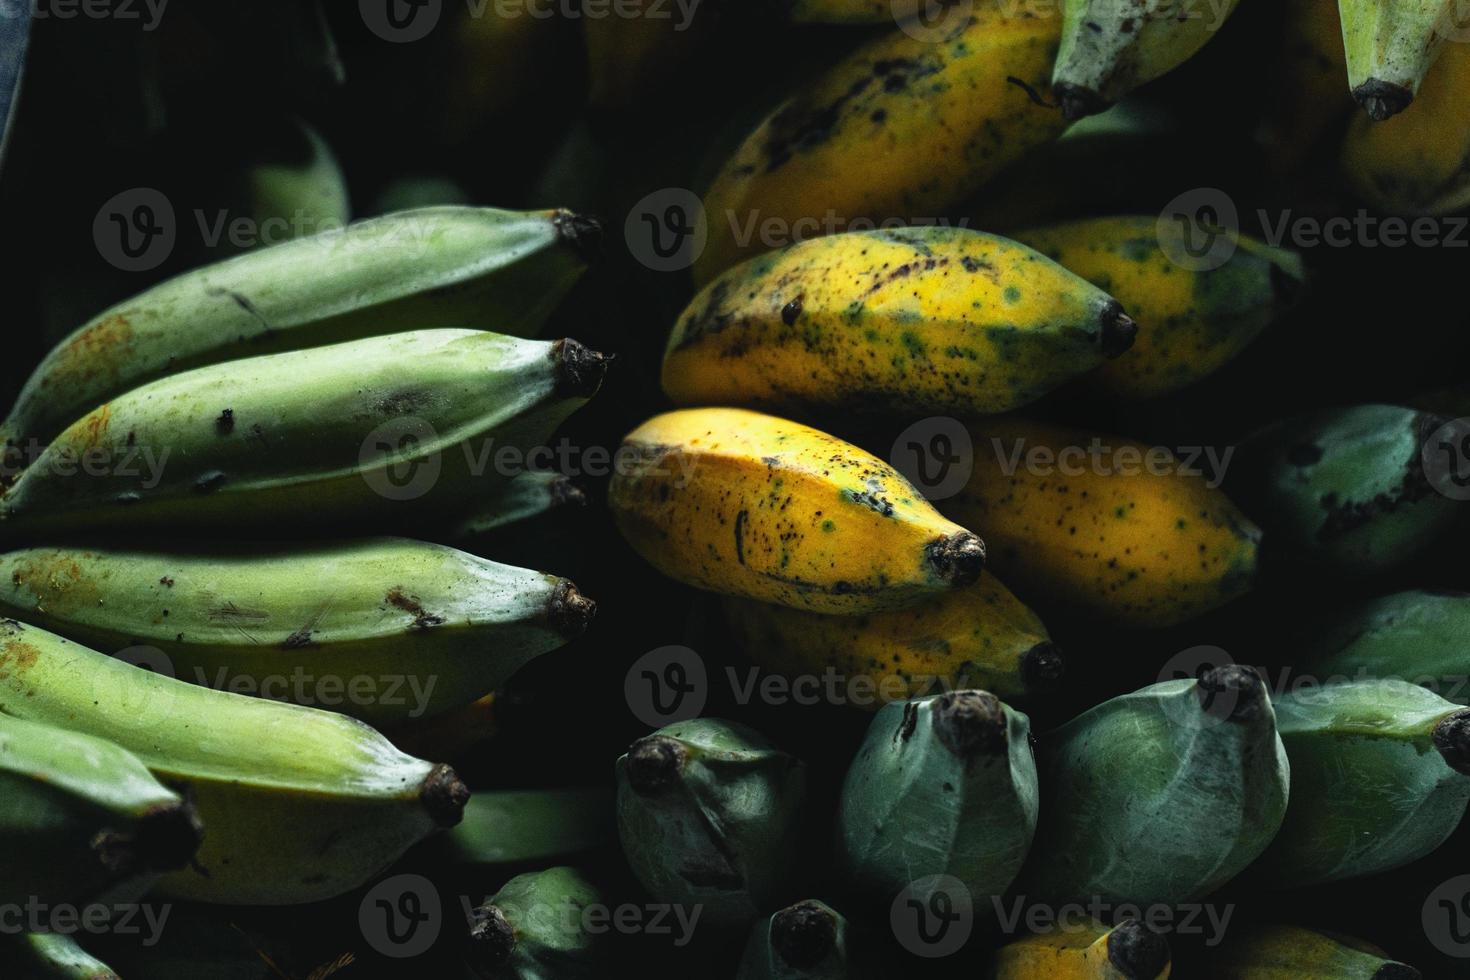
[238,117,350,249]
[467,866,605,979]
[837,691,1039,905]
[0,713,202,910]
[0,618,469,904]
[1342,39,1470,215]
[1258,0,1353,174]
[583,0,716,114]
[608,408,986,613]
[990,919,1172,980]
[369,174,471,214]
[665,227,1137,417]
[0,330,608,540]
[383,692,500,759]
[938,417,1260,628]
[0,538,594,725]
[723,573,1063,711]
[1192,924,1421,978]
[442,788,614,867]
[616,718,806,928]
[1252,678,1470,888]
[1339,0,1458,120]
[9,932,120,979]
[1295,590,1470,704]
[1226,404,1459,575]
[1052,0,1243,120]
[695,8,1067,282]
[448,470,587,540]
[737,900,855,980]
[0,207,600,459]
[1013,216,1305,399]
[434,3,571,145]
[1014,666,1289,907]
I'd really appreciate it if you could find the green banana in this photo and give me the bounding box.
[0,330,608,539]
[1189,924,1421,978]
[1339,0,1459,119]
[9,932,119,980]
[466,866,605,980]
[836,691,1038,905]
[0,207,600,459]
[0,712,202,910]
[1252,678,1470,888]
[238,117,351,250]
[0,538,594,725]
[443,788,614,866]
[737,900,856,980]
[1052,0,1243,119]
[1227,404,1460,575]
[1015,666,1289,907]
[0,618,468,904]
[448,470,586,540]
[1295,590,1470,704]
[616,718,806,928]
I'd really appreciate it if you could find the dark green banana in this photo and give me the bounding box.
[8,932,119,979]
[466,866,606,979]
[443,788,613,866]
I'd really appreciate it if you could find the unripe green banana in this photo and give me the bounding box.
[9,932,119,979]
[0,619,468,904]
[466,866,606,980]
[737,900,856,980]
[0,538,594,725]
[0,330,608,540]
[1295,589,1470,704]
[1015,666,1289,907]
[449,470,586,540]
[0,207,600,458]
[1190,923,1421,978]
[0,713,202,910]
[616,718,807,928]
[443,788,614,867]
[1252,679,1470,888]
[1339,0,1458,119]
[1227,404,1459,575]
[236,117,350,251]
[836,691,1038,905]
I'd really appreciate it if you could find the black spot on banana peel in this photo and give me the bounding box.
[468,904,518,970]
[1354,79,1414,121]
[1107,919,1171,980]
[1433,709,1470,776]
[420,764,471,828]
[551,339,611,398]
[933,690,1008,760]
[924,532,986,588]
[770,901,838,970]
[625,735,688,796]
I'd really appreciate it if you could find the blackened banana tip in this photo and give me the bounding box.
[1354,79,1413,121]
[1099,301,1138,359]
[1372,965,1422,980]
[626,735,687,796]
[770,901,838,970]
[1053,83,1110,122]
[468,904,517,967]
[1107,919,1171,980]
[549,476,587,508]
[135,799,206,872]
[422,763,471,828]
[549,580,597,636]
[926,532,985,587]
[1197,664,1267,722]
[1019,641,1065,691]
[552,339,611,399]
[1433,709,1470,776]
[552,209,604,262]
[934,690,1007,759]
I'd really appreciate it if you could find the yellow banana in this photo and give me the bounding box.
[1191,924,1420,978]
[664,226,1136,416]
[722,572,1062,710]
[1342,39,1470,215]
[608,408,985,613]
[1014,216,1305,399]
[991,919,1172,980]
[938,417,1260,627]
[696,9,1066,281]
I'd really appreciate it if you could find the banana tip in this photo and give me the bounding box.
[468,904,517,968]
[1053,83,1110,122]
[1107,919,1171,980]
[925,532,985,588]
[549,580,597,636]
[1353,80,1413,121]
[1019,641,1065,691]
[625,734,687,796]
[1433,709,1470,777]
[421,763,471,828]
[1196,664,1267,723]
[552,209,604,262]
[770,901,838,969]
[1099,301,1138,359]
[549,475,587,509]
[933,690,1007,759]
[552,339,611,399]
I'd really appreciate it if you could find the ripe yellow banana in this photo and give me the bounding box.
[1339,0,1459,119]
[664,227,1136,416]
[1191,924,1421,978]
[608,408,985,613]
[695,9,1066,281]
[1342,39,1470,215]
[0,619,468,904]
[722,572,1062,710]
[991,919,1172,980]
[937,417,1260,627]
[1013,216,1305,399]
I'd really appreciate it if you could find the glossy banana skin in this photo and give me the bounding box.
[11,931,120,979]
[1014,216,1304,399]
[0,619,468,904]
[467,866,605,980]
[1192,924,1421,978]
[615,718,806,928]
[0,538,593,724]
[939,417,1260,627]
[0,207,598,456]
[1296,590,1470,704]
[991,919,1172,980]
[696,9,1066,281]
[1227,404,1458,575]
[1015,667,1289,907]
[1052,0,1243,120]
[1342,40,1470,215]
[666,227,1136,416]
[837,691,1038,903]
[1253,679,1470,888]
[723,573,1062,711]
[1339,0,1456,119]
[0,330,607,539]
[609,408,985,613]
[737,900,855,980]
